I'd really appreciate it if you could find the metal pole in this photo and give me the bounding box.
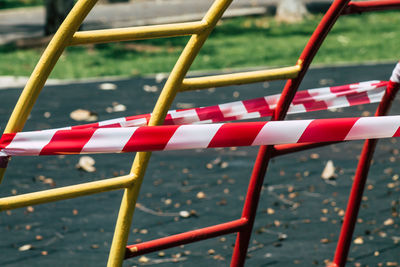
[332,80,400,267]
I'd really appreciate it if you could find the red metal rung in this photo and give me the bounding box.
[125,218,248,259]
[343,0,400,14]
[272,141,342,158]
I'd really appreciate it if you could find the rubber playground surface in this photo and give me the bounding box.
[1,63,400,266]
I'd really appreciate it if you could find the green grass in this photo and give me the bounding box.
[0,0,43,9]
[1,11,399,79]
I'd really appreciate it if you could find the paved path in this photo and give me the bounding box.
[0,0,269,45]
[0,0,332,45]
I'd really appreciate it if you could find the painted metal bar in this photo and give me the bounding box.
[272,141,342,158]
[230,145,273,267]
[275,2,352,121]
[180,65,301,91]
[0,0,98,184]
[70,21,208,45]
[230,1,351,266]
[107,1,234,266]
[331,81,400,267]
[343,0,400,14]
[0,174,133,211]
[125,218,248,258]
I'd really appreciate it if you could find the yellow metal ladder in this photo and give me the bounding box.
[0,0,302,266]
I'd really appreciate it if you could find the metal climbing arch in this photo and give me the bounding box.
[1,0,400,266]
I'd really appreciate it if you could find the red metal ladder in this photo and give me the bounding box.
[123,1,400,266]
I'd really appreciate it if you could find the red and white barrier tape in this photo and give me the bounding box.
[70,80,387,130]
[0,63,399,163]
[391,62,400,83]
[1,115,400,156]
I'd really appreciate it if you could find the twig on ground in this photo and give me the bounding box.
[136,203,180,217]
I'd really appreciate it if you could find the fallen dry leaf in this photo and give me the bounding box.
[379,231,387,238]
[213,254,225,261]
[70,109,98,122]
[18,244,33,251]
[221,162,229,169]
[208,249,215,255]
[138,256,150,263]
[155,73,167,83]
[338,209,345,217]
[266,208,275,215]
[76,156,96,172]
[310,153,320,159]
[43,111,51,118]
[384,218,394,226]
[99,83,117,90]
[42,177,55,187]
[143,84,158,92]
[354,237,364,245]
[361,111,371,116]
[179,210,190,218]
[196,191,206,199]
[113,103,126,112]
[321,160,337,180]
[26,206,34,213]
[107,102,127,113]
[320,238,330,244]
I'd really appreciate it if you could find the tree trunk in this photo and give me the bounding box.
[276,0,308,23]
[44,0,75,36]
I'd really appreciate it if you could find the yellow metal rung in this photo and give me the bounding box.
[70,21,209,45]
[180,65,301,91]
[0,174,134,211]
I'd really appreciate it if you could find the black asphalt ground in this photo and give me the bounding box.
[1,63,400,266]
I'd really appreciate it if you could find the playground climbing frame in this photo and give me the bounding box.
[1,0,400,266]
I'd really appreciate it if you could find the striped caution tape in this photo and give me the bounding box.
[1,115,400,156]
[70,80,387,130]
[0,63,399,160]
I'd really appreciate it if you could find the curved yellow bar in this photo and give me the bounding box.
[4,0,97,134]
[0,0,98,184]
[0,174,133,211]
